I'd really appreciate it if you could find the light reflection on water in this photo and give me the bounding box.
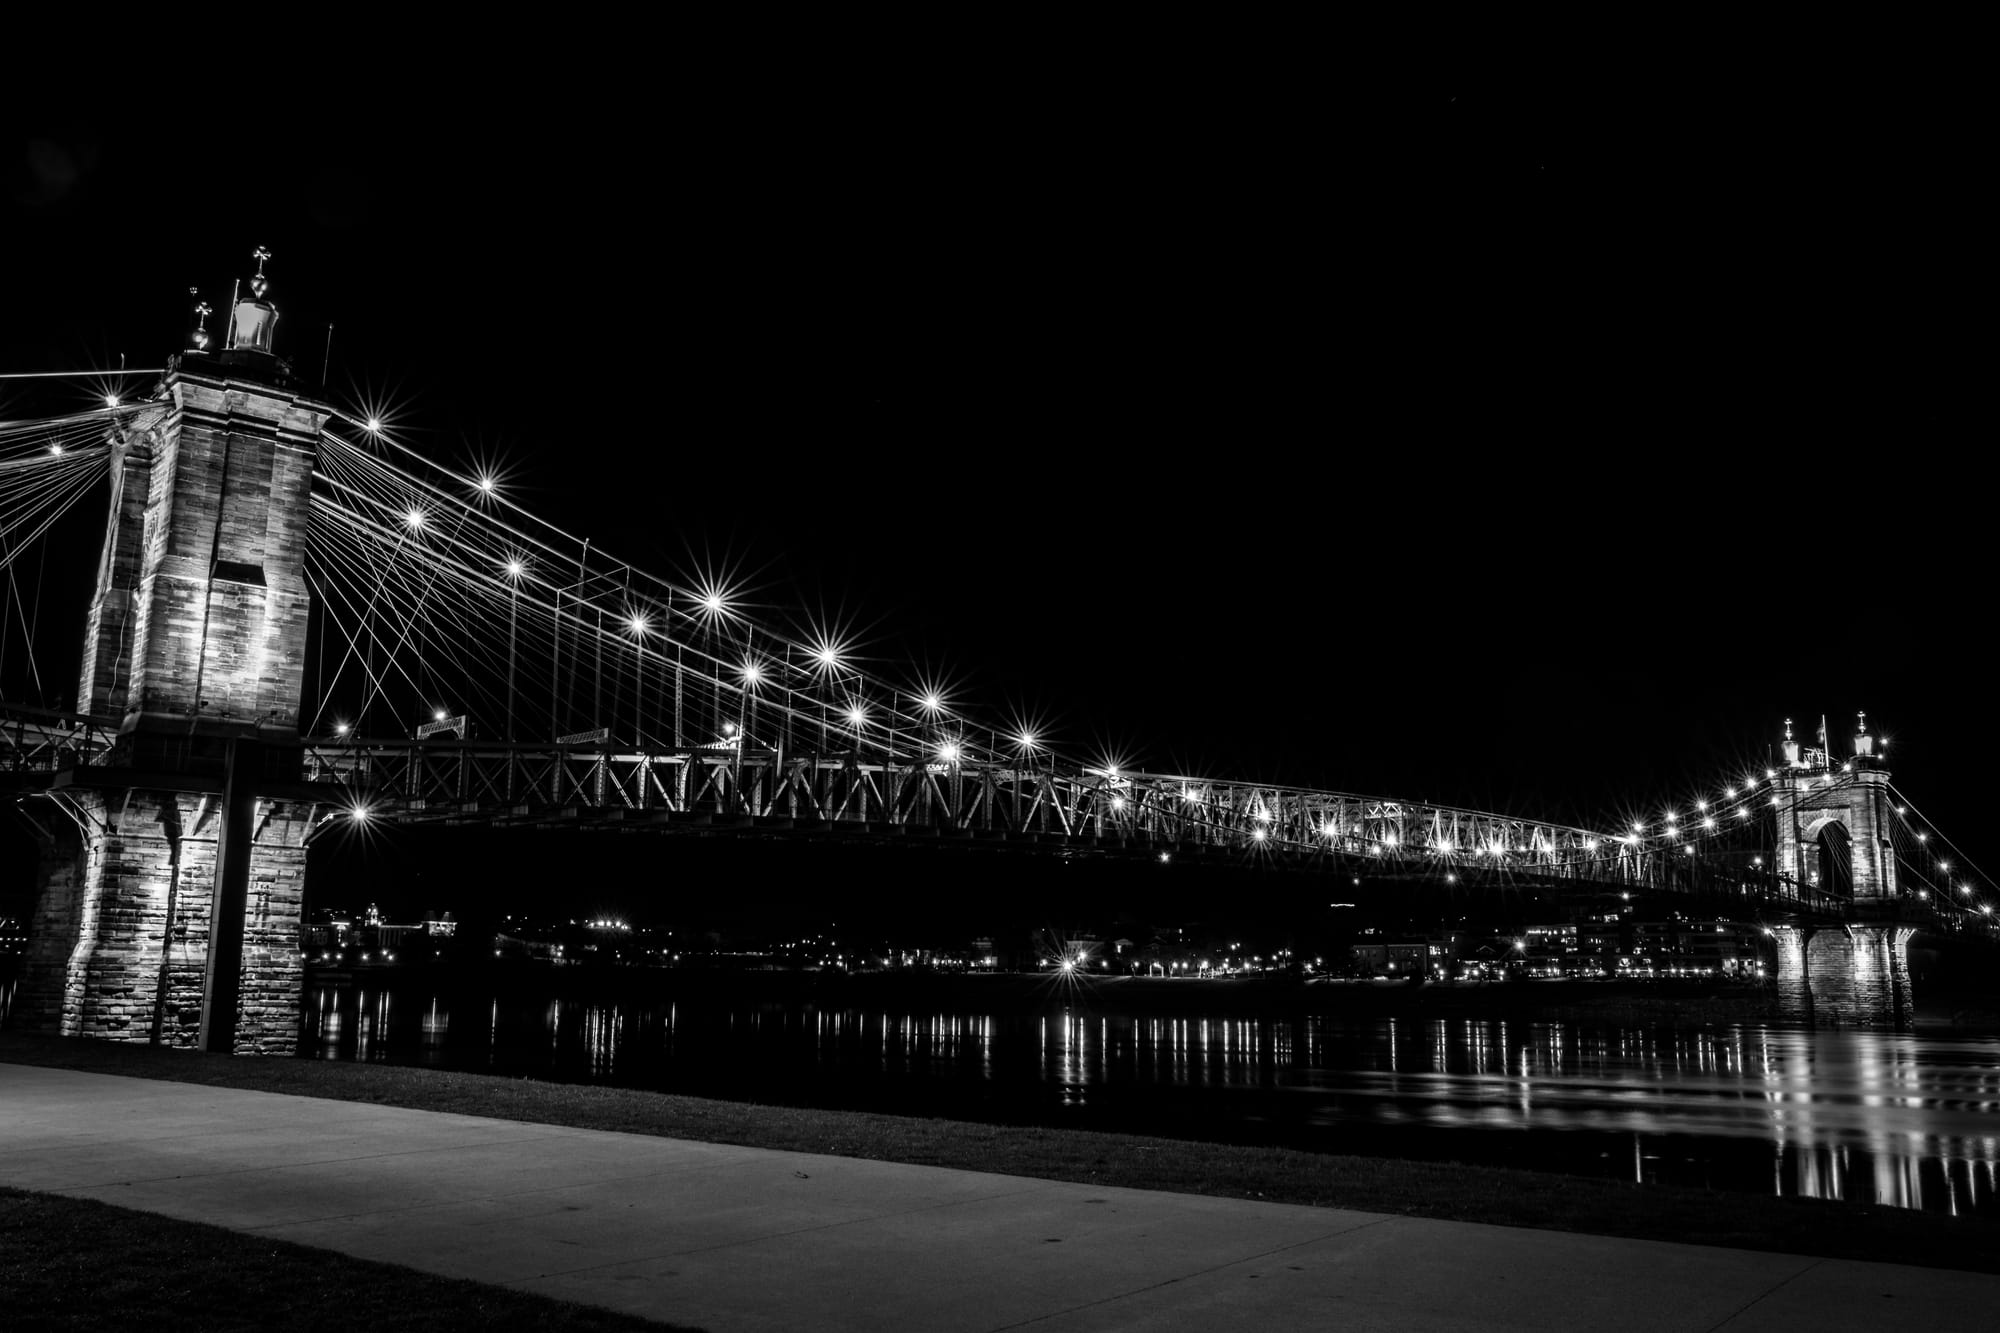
[303,984,2000,1216]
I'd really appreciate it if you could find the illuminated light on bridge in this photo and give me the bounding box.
[847,705,867,727]
[1110,796,1126,811]
[1252,828,1267,841]
[937,742,960,763]
[475,474,496,495]
[1703,817,1717,829]
[627,613,649,635]
[365,416,382,433]
[403,507,426,531]
[505,559,525,578]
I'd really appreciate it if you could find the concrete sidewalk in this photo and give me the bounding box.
[1,1064,1992,1331]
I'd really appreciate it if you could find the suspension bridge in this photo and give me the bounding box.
[1,256,1993,1053]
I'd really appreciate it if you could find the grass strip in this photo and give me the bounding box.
[5,1031,1997,1277]
[0,1185,693,1332]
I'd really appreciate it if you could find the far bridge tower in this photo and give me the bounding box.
[1768,714,1915,1025]
[15,251,328,1053]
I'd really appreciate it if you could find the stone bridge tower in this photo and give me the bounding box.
[14,255,329,1053]
[1768,714,1915,1025]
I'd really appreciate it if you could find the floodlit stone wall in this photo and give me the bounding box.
[13,791,311,1053]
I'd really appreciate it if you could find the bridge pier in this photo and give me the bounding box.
[16,789,312,1053]
[1771,923,1915,1028]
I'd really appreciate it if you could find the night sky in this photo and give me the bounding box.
[3,70,1989,925]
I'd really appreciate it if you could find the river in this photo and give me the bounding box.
[298,972,2000,1217]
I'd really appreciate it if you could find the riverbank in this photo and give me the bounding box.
[298,962,2000,1032]
[5,1030,1997,1276]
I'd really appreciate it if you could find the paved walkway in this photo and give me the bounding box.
[2,1064,1994,1331]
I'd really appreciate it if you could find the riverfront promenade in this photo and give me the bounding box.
[2,1063,1995,1331]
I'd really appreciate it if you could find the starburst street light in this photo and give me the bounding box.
[627,613,650,636]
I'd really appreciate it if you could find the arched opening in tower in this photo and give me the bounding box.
[1815,821,1853,899]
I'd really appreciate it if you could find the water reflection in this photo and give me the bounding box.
[301,983,2000,1216]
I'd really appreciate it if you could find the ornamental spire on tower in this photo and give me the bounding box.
[226,245,280,355]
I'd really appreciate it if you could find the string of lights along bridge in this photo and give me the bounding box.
[0,249,1993,1052]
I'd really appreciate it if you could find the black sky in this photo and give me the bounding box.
[3,65,1991,903]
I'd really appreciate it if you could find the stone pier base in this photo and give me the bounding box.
[1772,923,1915,1029]
[11,790,311,1055]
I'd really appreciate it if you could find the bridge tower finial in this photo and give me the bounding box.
[1854,709,1875,759]
[227,245,280,356]
[1781,717,1800,768]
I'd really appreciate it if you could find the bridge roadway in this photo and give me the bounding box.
[0,703,1879,920]
[3,1059,1992,1331]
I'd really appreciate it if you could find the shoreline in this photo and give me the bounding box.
[297,963,2000,1033]
[5,1029,1998,1278]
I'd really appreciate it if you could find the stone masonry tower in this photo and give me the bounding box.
[15,253,329,1053]
[1768,713,1916,1025]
